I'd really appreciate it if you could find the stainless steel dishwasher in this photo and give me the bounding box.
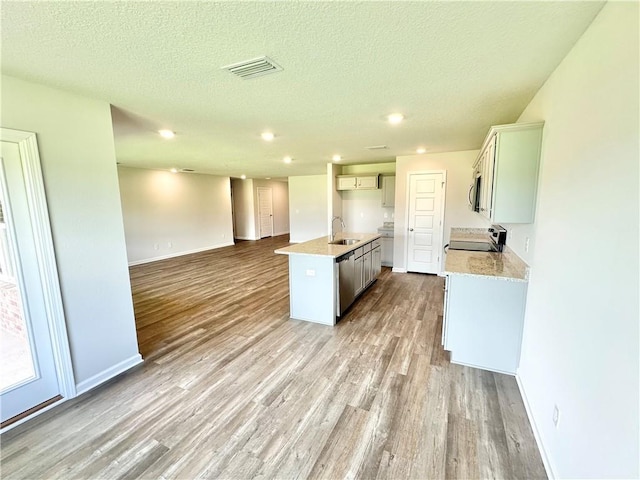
[336,251,356,316]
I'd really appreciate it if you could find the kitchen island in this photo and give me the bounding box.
[275,233,381,325]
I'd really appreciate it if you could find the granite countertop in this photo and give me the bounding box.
[444,227,529,281]
[275,233,381,258]
[444,246,529,282]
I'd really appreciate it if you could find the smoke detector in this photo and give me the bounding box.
[222,56,283,79]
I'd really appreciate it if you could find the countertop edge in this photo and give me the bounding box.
[274,233,382,258]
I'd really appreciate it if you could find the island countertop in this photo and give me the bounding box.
[275,233,381,258]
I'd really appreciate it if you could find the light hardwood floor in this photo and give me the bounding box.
[1,235,546,479]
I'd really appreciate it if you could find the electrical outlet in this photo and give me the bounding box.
[305,269,316,277]
[553,404,561,428]
[167,241,172,248]
[384,212,388,219]
[525,237,530,252]
[154,243,159,250]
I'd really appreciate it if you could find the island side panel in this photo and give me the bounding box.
[288,255,337,325]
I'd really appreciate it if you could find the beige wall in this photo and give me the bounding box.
[1,75,141,388]
[393,150,488,271]
[288,175,328,243]
[118,167,234,264]
[231,178,257,240]
[508,3,639,478]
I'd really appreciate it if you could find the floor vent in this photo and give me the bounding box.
[222,56,283,79]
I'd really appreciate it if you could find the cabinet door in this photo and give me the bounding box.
[337,176,357,190]
[363,251,372,286]
[381,175,396,207]
[381,237,393,266]
[354,255,364,295]
[372,246,382,279]
[357,175,379,189]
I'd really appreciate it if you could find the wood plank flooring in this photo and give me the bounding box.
[0,235,546,479]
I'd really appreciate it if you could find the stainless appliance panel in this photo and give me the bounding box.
[337,251,356,316]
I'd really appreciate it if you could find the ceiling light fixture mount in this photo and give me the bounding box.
[283,156,293,164]
[240,174,247,180]
[159,129,175,139]
[261,131,275,141]
[416,147,426,154]
[170,168,178,173]
[387,113,404,125]
[332,155,342,162]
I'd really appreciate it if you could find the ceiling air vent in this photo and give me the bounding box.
[181,168,195,173]
[222,56,283,79]
[365,145,388,150]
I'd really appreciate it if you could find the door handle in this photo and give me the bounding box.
[409,228,414,232]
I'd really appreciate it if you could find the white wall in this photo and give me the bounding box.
[339,162,396,234]
[1,75,141,388]
[231,178,257,240]
[118,167,234,264]
[506,4,639,478]
[393,150,489,271]
[288,175,328,243]
[327,163,343,234]
[253,179,290,236]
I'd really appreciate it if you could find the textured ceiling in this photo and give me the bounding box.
[1,1,604,178]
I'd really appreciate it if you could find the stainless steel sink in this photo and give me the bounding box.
[331,238,359,245]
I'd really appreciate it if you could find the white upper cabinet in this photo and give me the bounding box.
[381,175,395,207]
[336,174,379,191]
[474,122,544,224]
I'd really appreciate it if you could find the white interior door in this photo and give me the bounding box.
[0,131,74,429]
[406,172,445,274]
[257,187,273,238]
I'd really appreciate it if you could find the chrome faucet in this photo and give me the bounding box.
[330,216,345,242]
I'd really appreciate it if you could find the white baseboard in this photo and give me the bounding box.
[128,242,235,266]
[234,236,259,241]
[273,231,290,237]
[515,373,556,480]
[75,354,143,395]
[392,267,407,273]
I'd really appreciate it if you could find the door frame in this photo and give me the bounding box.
[0,128,76,412]
[403,170,447,273]
[256,186,274,238]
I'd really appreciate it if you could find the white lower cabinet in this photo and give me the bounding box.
[443,274,527,375]
[372,246,381,279]
[354,254,364,295]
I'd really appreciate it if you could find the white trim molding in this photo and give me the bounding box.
[516,373,556,479]
[128,242,235,266]
[75,354,143,396]
[0,128,76,400]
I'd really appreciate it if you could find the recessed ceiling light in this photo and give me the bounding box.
[332,155,342,162]
[266,177,271,180]
[387,113,404,125]
[283,156,293,164]
[159,129,175,139]
[240,174,247,180]
[261,131,275,141]
[416,147,426,154]
[170,168,178,173]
